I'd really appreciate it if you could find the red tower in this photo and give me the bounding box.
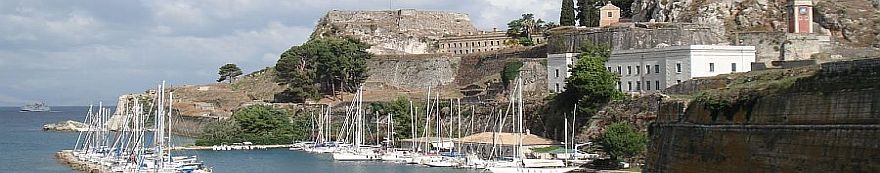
[787,0,813,33]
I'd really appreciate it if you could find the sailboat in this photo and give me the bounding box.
[332,86,379,161]
[65,81,212,173]
[485,75,578,173]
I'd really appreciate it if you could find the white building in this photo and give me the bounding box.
[608,45,756,93]
[547,53,580,93]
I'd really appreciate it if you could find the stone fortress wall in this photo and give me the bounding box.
[646,58,880,173]
[314,9,477,55]
[734,31,833,68]
[545,23,723,54]
[365,54,461,90]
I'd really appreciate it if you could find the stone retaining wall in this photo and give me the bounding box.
[646,58,880,173]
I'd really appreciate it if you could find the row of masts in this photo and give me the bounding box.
[65,81,210,173]
[294,74,583,173]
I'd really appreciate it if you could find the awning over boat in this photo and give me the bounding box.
[457,132,559,146]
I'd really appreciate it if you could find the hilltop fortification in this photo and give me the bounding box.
[311,9,478,55]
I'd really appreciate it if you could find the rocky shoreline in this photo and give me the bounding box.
[43,120,89,132]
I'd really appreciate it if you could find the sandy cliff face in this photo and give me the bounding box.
[631,0,879,48]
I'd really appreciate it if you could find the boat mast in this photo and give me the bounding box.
[423,86,431,154]
[516,74,523,160]
[456,98,461,154]
[409,100,415,152]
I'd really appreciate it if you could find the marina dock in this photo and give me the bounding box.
[171,144,294,150]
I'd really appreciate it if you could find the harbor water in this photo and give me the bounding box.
[0,106,479,173]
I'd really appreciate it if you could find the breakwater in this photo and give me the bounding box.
[55,150,112,173]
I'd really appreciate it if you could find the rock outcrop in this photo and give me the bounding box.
[631,0,880,48]
[43,120,89,132]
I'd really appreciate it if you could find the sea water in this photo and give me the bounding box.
[0,106,479,173]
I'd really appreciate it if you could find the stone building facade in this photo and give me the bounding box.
[438,31,545,55]
[599,2,621,27]
[546,53,580,93]
[787,0,814,34]
[608,45,756,94]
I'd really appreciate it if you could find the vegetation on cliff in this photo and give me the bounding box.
[217,63,243,83]
[597,122,646,164]
[536,42,623,139]
[195,105,310,145]
[501,61,524,89]
[274,37,372,102]
[506,14,554,46]
[689,67,818,119]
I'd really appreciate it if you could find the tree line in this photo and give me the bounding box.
[560,0,634,27]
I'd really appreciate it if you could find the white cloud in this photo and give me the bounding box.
[0,0,561,106]
[481,0,561,27]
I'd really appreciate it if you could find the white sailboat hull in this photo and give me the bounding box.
[332,152,374,161]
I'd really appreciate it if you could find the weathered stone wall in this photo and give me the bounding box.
[312,9,478,55]
[647,58,880,173]
[171,115,221,137]
[366,54,460,90]
[455,46,548,102]
[734,32,833,66]
[545,23,722,54]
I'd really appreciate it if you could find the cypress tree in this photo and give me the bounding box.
[576,0,599,27]
[560,0,576,26]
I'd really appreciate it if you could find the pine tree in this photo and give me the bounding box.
[560,0,576,26]
[217,63,243,83]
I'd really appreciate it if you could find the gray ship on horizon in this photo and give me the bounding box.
[20,102,50,112]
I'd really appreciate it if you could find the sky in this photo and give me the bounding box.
[0,0,561,106]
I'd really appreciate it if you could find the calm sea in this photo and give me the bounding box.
[0,106,479,173]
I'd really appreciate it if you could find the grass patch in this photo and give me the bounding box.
[689,66,818,114]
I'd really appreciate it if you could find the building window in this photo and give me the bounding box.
[731,63,737,72]
[646,65,651,74]
[617,81,622,91]
[627,66,632,75]
[676,63,682,73]
[636,66,641,74]
[676,80,681,84]
[636,81,641,91]
[627,81,632,91]
[617,66,622,75]
[607,12,613,18]
[555,83,560,93]
[647,81,651,91]
[654,65,660,73]
[607,67,612,72]
[655,81,660,90]
[555,69,559,78]
[709,63,715,72]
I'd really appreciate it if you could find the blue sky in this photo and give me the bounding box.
[0,0,561,106]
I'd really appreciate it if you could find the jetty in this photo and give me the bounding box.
[56,150,113,173]
[171,144,293,150]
